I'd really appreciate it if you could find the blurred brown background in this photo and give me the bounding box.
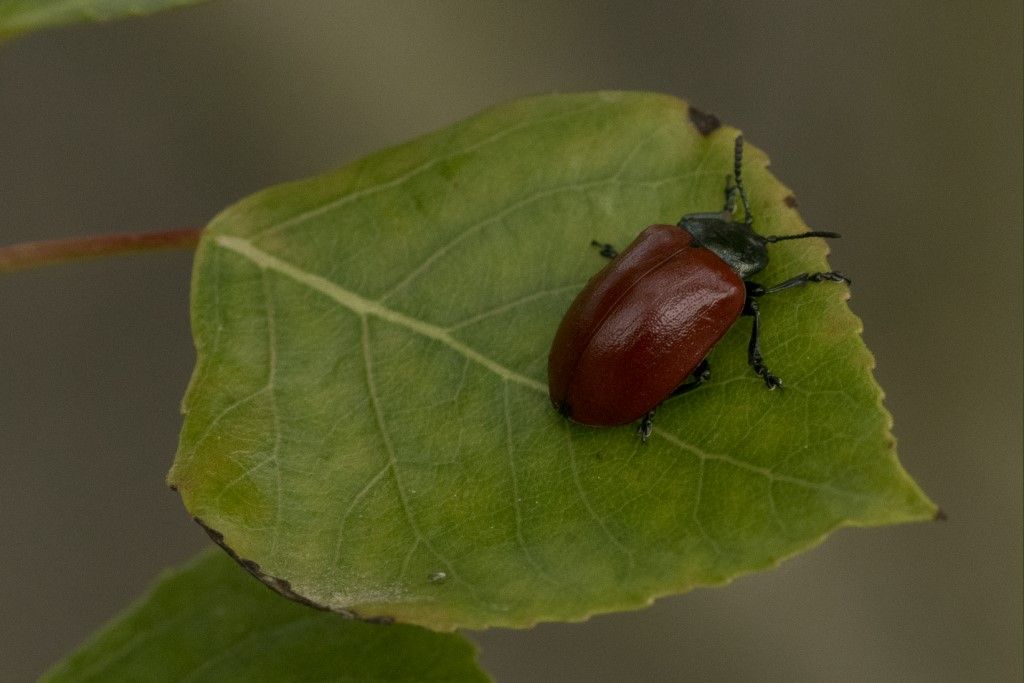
[1,1,1020,680]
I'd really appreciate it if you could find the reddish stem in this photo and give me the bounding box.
[0,227,203,274]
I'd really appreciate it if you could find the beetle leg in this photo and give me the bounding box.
[590,240,618,259]
[671,359,711,396]
[743,273,845,389]
[743,295,783,390]
[637,409,656,442]
[763,271,850,294]
[637,361,713,442]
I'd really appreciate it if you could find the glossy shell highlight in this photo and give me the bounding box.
[548,225,745,426]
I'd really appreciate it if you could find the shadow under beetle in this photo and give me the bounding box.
[547,136,849,441]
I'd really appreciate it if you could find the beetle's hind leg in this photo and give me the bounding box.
[672,358,711,396]
[590,240,618,259]
[637,360,712,443]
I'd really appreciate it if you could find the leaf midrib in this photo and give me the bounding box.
[216,235,547,393]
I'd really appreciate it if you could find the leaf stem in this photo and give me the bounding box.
[0,227,203,274]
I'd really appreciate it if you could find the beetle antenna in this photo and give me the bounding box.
[765,231,842,242]
[733,136,753,224]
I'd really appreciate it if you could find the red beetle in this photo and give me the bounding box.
[548,136,849,440]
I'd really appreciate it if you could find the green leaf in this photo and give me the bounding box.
[0,0,206,40]
[43,550,487,682]
[169,92,936,629]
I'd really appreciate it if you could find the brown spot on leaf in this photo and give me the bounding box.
[784,195,799,208]
[934,508,948,521]
[687,106,721,136]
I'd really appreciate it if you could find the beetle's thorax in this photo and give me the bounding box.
[679,213,768,279]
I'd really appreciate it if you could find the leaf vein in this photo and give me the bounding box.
[178,614,322,682]
[181,385,270,468]
[652,426,874,501]
[261,272,284,559]
[446,282,587,331]
[564,424,635,568]
[503,382,563,587]
[377,178,623,303]
[253,101,606,242]
[332,465,391,567]
[693,459,722,555]
[360,316,478,599]
[216,235,547,394]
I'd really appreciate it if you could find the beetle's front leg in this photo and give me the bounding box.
[743,286,782,390]
[590,240,618,259]
[743,272,847,389]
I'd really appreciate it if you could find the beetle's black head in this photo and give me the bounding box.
[678,136,841,278]
[680,213,769,279]
[675,136,769,278]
